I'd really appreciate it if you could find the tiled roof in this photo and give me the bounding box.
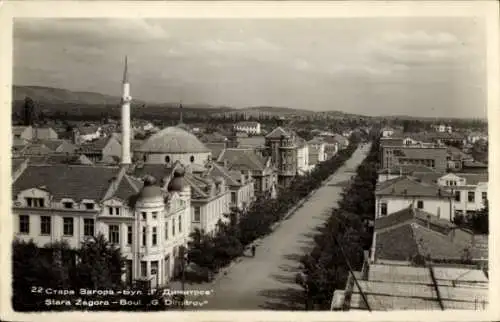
[19,143,53,156]
[13,126,31,136]
[218,148,266,172]
[200,132,228,143]
[207,163,240,186]
[79,137,111,152]
[205,143,226,160]
[375,207,455,232]
[12,158,27,175]
[28,154,94,165]
[13,164,120,202]
[12,138,28,147]
[128,164,174,185]
[235,121,260,127]
[112,174,141,202]
[375,176,452,198]
[458,173,489,185]
[77,125,100,135]
[265,126,291,139]
[376,223,467,261]
[378,164,439,175]
[237,136,266,148]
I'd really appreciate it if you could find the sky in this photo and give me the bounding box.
[13,18,487,118]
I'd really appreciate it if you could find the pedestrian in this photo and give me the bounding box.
[251,245,256,257]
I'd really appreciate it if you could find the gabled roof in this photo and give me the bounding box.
[375,223,469,261]
[375,176,452,198]
[375,206,455,232]
[237,136,266,148]
[206,162,240,186]
[205,142,226,160]
[217,148,266,172]
[28,154,94,165]
[19,143,53,156]
[13,164,121,202]
[77,125,101,135]
[265,126,291,139]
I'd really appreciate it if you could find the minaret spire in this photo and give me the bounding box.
[179,100,183,125]
[123,56,129,84]
[121,56,132,165]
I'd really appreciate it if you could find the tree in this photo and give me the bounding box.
[73,234,125,290]
[23,96,36,126]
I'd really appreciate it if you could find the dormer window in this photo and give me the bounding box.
[190,155,195,163]
[165,156,170,163]
[84,203,94,210]
[63,202,74,209]
[107,206,120,215]
[25,197,44,208]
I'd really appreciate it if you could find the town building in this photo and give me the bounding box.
[78,135,122,163]
[12,125,59,141]
[217,148,277,199]
[380,144,448,173]
[265,126,309,188]
[415,172,488,218]
[375,176,454,221]
[73,125,103,144]
[380,127,394,138]
[234,121,261,135]
[307,137,327,167]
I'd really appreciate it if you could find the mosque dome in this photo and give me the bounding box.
[167,168,186,192]
[136,126,210,154]
[137,175,163,202]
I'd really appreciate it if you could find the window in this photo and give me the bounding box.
[84,203,94,210]
[19,215,29,234]
[143,155,147,162]
[80,219,93,237]
[63,202,73,209]
[25,197,44,208]
[151,261,158,275]
[468,191,475,203]
[142,227,146,246]
[109,225,120,244]
[115,207,120,216]
[141,212,147,220]
[108,207,113,215]
[194,207,201,222]
[380,203,387,216]
[152,211,158,220]
[455,191,461,202]
[152,227,157,246]
[108,207,120,215]
[172,218,176,236]
[231,192,237,204]
[165,222,169,240]
[482,192,487,202]
[63,217,74,236]
[127,226,132,245]
[165,155,170,163]
[190,155,195,163]
[178,215,182,232]
[40,216,51,235]
[417,200,424,209]
[140,261,147,277]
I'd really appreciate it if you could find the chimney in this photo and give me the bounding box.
[121,56,132,164]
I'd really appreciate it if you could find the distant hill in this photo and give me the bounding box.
[239,106,315,115]
[12,85,140,106]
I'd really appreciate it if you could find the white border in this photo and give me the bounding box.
[0,1,498,321]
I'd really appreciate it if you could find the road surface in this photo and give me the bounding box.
[170,144,372,310]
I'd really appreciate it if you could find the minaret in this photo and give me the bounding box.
[178,101,184,125]
[121,56,132,164]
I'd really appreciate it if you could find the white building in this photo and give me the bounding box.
[432,124,452,133]
[380,127,394,138]
[430,172,488,217]
[234,121,261,135]
[307,137,327,167]
[375,176,454,221]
